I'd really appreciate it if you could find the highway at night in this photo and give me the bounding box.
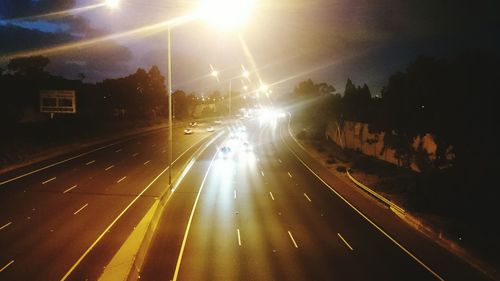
[0,123,217,280]
[136,117,489,281]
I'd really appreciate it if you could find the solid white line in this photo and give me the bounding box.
[234,189,237,199]
[143,160,150,165]
[0,260,14,272]
[85,160,95,165]
[288,231,299,248]
[105,165,114,171]
[42,177,56,185]
[63,185,77,194]
[0,222,12,231]
[117,176,127,183]
[60,133,219,281]
[0,140,123,187]
[173,152,219,281]
[115,149,122,153]
[281,117,444,281]
[303,193,312,202]
[338,233,354,251]
[260,170,265,177]
[269,192,275,201]
[73,203,88,215]
[237,229,242,246]
[288,172,292,178]
[132,153,139,157]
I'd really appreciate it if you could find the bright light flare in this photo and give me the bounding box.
[259,83,269,93]
[258,107,284,127]
[105,0,120,9]
[199,0,256,30]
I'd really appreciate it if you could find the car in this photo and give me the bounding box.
[214,120,222,124]
[184,128,193,134]
[189,121,197,127]
[220,145,231,154]
[206,126,215,132]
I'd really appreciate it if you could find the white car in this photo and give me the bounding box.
[206,127,215,132]
[184,128,193,134]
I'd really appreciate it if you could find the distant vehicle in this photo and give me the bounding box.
[206,126,215,132]
[220,146,231,154]
[189,121,197,127]
[214,120,222,124]
[184,128,193,134]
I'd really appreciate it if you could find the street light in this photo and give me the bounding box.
[104,0,119,9]
[165,0,255,186]
[210,67,250,117]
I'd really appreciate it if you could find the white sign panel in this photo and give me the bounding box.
[40,90,76,113]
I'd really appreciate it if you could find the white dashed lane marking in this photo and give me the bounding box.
[0,260,14,273]
[63,185,77,194]
[303,193,312,202]
[338,233,354,251]
[42,177,56,185]
[0,222,12,231]
[73,203,88,215]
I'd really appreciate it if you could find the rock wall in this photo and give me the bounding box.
[325,121,437,171]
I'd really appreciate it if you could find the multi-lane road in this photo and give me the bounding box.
[0,123,217,280]
[138,118,490,281]
[0,117,492,280]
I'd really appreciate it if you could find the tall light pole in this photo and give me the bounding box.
[211,67,250,118]
[167,27,173,186]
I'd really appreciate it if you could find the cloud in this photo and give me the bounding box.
[47,41,133,81]
[0,0,76,19]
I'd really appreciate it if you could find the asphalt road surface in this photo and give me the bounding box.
[0,117,490,281]
[0,122,220,280]
[138,117,490,281]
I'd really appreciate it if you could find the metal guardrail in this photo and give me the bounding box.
[346,169,406,215]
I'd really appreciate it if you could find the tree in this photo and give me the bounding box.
[7,56,50,76]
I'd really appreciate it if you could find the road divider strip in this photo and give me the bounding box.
[124,130,224,281]
[173,149,219,281]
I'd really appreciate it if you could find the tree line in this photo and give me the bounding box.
[282,50,500,225]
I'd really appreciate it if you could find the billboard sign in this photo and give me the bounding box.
[40,90,76,113]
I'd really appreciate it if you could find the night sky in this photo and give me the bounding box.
[1,0,499,95]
